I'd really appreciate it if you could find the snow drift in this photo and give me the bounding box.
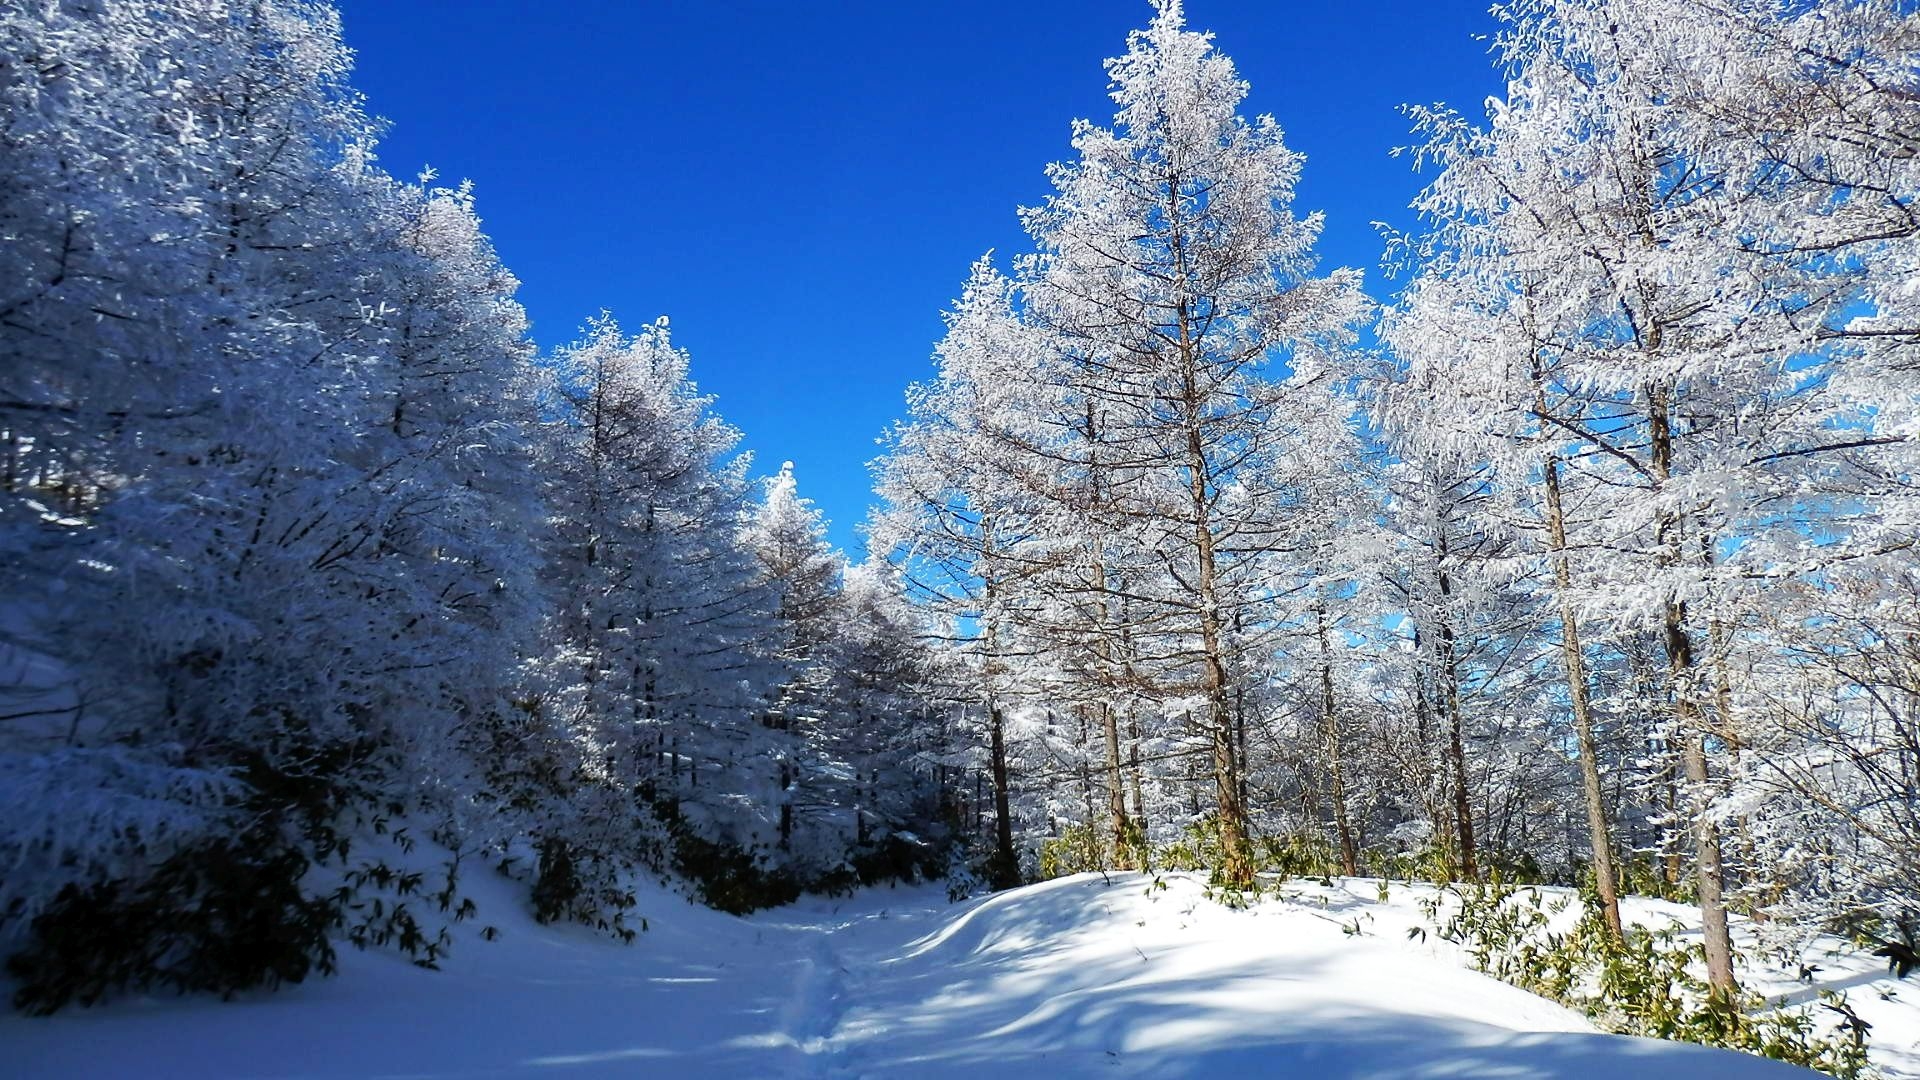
[3,870,1853,1078]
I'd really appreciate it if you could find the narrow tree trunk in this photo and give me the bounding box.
[978,522,1022,891]
[1703,543,1765,919]
[1101,702,1132,868]
[1181,370,1252,888]
[1164,177,1252,888]
[778,759,794,849]
[1411,660,1452,869]
[1081,397,1133,870]
[1648,386,1736,995]
[1544,457,1623,937]
[1193,473,1252,886]
[1663,605,1737,994]
[1315,602,1359,876]
[1127,713,1148,838]
[1663,763,1685,887]
[1432,539,1478,883]
[987,702,1019,890]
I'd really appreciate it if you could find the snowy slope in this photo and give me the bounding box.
[1264,876,1920,1080]
[801,873,1813,1079]
[0,870,1862,1078]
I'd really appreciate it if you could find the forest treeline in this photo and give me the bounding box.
[0,0,943,1012]
[1,0,1915,1017]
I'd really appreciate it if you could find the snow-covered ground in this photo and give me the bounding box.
[2,869,1905,1078]
[1269,875,1920,1080]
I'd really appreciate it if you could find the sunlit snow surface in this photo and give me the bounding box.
[6,870,1908,1078]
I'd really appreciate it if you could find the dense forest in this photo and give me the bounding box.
[1,0,1915,1038]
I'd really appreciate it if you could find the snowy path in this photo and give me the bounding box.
[1,872,1839,1078]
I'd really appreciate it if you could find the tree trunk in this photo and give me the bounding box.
[1175,364,1252,888]
[1315,601,1359,876]
[1164,172,1252,889]
[1081,398,1133,870]
[1543,457,1623,937]
[1411,659,1452,869]
[1127,713,1148,839]
[1101,702,1132,868]
[1077,707,1099,855]
[1663,603,1737,993]
[987,702,1019,890]
[977,522,1022,891]
[1192,456,1252,887]
[1648,385,1736,995]
[1433,539,1478,883]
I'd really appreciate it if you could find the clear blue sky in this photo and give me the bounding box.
[336,1,1507,553]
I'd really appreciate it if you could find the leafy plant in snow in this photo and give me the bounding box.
[1424,882,1876,1078]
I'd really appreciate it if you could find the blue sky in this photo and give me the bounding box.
[337,1,1507,553]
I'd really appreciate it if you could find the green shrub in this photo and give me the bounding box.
[529,836,637,941]
[1155,816,1228,874]
[1375,844,1457,886]
[1039,823,1105,880]
[1614,857,1697,904]
[1259,832,1344,881]
[1423,881,1875,1079]
[848,831,944,887]
[5,735,472,1014]
[7,823,337,1015]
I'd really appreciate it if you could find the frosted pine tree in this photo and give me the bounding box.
[872,256,1056,889]
[1016,0,1366,888]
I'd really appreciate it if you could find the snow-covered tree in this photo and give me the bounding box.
[872,257,1055,889]
[1380,0,1920,986]
[0,0,553,1007]
[536,315,782,864]
[1014,0,1366,887]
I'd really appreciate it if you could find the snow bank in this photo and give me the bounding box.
[817,873,1816,1078]
[0,870,1840,1078]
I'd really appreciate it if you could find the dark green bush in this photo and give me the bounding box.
[8,821,336,1015]
[1423,880,1874,1079]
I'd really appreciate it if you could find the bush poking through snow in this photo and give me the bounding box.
[1425,879,1875,1078]
[6,824,335,1016]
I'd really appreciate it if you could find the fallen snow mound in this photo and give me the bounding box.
[813,872,1817,1078]
[0,869,1830,1078]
